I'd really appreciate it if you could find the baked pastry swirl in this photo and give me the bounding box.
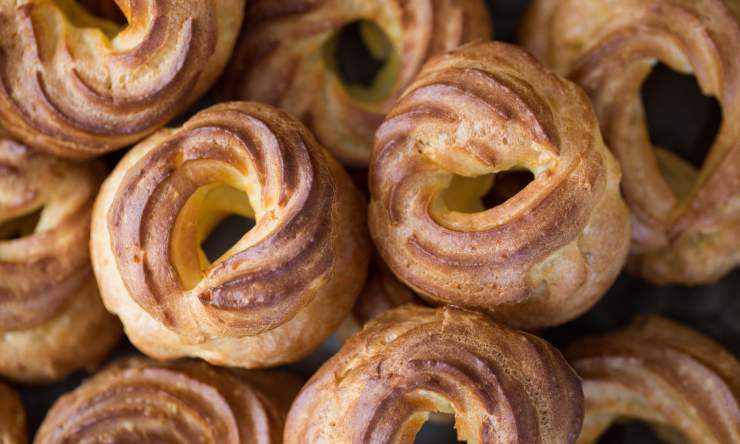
[368,41,631,329]
[521,0,740,284]
[0,138,121,383]
[0,382,25,444]
[220,0,492,166]
[285,305,584,443]
[566,315,740,443]
[0,0,244,159]
[91,101,370,367]
[35,357,301,444]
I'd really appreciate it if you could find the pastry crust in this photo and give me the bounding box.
[0,139,121,383]
[220,0,492,166]
[91,101,370,368]
[0,382,25,444]
[521,0,740,284]
[368,41,631,329]
[35,357,302,443]
[0,0,245,158]
[285,305,584,443]
[566,315,740,443]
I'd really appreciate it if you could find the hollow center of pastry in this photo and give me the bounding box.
[171,184,256,290]
[641,63,721,198]
[396,390,473,443]
[201,214,255,264]
[324,20,399,103]
[599,421,680,443]
[414,414,463,443]
[0,207,44,240]
[77,0,127,24]
[439,170,535,213]
[55,0,127,38]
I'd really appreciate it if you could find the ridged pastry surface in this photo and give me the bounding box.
[0,382,25,444]
[0,0,244,158]
[0,138,121,382]
[220,0,491,166]
[522,0,740,284]
[91,101,370,367]
[35,358,301,444]
[566,315,740,444]
[369,41,631,329]
[0,138,98,330]
[285,305,584,443]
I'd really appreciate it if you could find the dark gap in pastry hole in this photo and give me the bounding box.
[415,414,463,443]
[201,214,255,263]
[482,170,535,208]
[323,20,397,102]
[76,0,128,25]
[598,421,676,444]
[103,148,127,171]
[0,207,44,240]
[641,62,722,171]
[441,170,534,213]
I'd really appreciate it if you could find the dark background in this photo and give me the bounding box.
[14,0,738,442]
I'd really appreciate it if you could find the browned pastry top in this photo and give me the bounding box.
[285,305,584,443]
[96,101,367,344]
[220,0,491,165]
[34,358,301,444]
[0,138,102,331]
[566,315,740,443]
[369,41,630,329]
[0,382,25,444]
[522,0,740,284]
[0,0,244,158]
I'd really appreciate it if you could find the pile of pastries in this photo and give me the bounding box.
[0,0,738,442]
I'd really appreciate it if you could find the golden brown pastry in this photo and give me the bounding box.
[285,305,584,442]
[0,0,245,159]
[521,0,740,285]
[0,382,25,444]
[0,138,121,383]
[35,357,301,444]
[566,315,740,443]
[368,41,631,330]
[91,101,370,368]
[220,0,492,166]
[335,259,460,427]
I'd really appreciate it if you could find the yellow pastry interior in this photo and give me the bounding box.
[42,0,126,38]
[0,206,44,240]
[437,169,535,214]
[323,20,401,105]
[171,183,255,290]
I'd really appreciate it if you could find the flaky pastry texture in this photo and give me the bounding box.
[35,357,302,444]
[566,315,740,444]
[0,0,244,158]
[285,305,584,443]
[0,139,121,383]
[522,0,740,284]
[369,41,630,329]
[220,0,491,165]
[92,101,370,368]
